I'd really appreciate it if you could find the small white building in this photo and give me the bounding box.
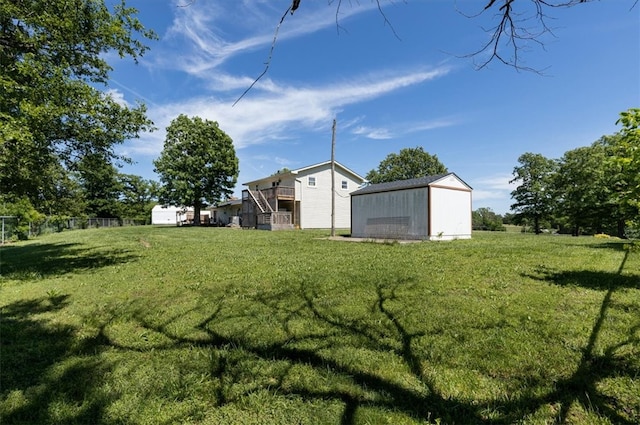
[242,161,366,230]
[350,173,472,240]
[151,205,192,226]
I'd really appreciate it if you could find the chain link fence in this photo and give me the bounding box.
[0,216,146,243]
[1,216,18,245]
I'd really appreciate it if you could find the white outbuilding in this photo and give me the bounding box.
[151,205,193,225]
[350,173,472,241]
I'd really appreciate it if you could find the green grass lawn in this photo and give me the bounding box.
[1,227,639,424]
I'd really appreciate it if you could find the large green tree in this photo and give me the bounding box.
[41,164,87,218]
[552,141,619,236]
[510,109,640,237]
[472,207,505,231]
[612,108,640,215]
[0,0,155,210]
[154,115,239,225]
[75,152,122,218]
[510,152,557,234]
[366,147,447,184]
[118,174,158,223]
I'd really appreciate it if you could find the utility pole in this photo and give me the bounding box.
[330,118,336,237]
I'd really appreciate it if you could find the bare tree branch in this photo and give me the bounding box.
[462,0,594,71]
[329,0,349,35]
[234,0,406,105]
[232,3,297,107]
[374,0,403,40]
[230,0,605,104]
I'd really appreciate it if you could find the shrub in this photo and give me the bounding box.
[0,198,46,240]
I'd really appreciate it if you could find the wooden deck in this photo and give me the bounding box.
[262,186,294,203]
[257,211,294,230]
[242,188,295,230]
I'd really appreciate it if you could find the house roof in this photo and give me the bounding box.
[243,160,366,187]
[215,199,242,208]
[350,173,472,196]
[152,205,193,212]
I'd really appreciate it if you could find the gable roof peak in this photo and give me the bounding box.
[243,160,365,186]
[351,172,472,195]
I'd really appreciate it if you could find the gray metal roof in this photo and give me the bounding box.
[350,173,470,196]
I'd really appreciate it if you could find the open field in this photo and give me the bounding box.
[1,227,639,424]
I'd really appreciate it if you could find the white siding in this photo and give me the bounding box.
[151,206,192,225]
[429,186,472,240]
[152,209,177,225]
[297,163,362,229]
[431,174,470,190]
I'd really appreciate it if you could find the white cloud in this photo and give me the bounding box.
[120,2,453,157]
[352,126,394,140]
[469,174,516,213]
[160,1,380,77]
[123,66,451,156]
[407,118,458,133]
[104,88,129,107]
[473,189,506,201]
[349,116,458,140]
[474,174,516,192]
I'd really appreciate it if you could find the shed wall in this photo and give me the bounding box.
[152,210,177,225]
[351,187,428,239]
[429,187,472,240]
[151,206,192,225]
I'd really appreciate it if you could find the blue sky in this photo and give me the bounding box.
[108,0,639,214]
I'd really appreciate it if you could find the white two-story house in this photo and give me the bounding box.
[242,160,366,230]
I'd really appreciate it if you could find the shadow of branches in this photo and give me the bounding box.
[0,242,139,280]
[521,250,640,423]
[24,247,636,424]
[526,245,638,291]
[100,277,487,424]
[0,296,114,424]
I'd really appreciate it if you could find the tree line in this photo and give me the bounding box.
[0,1,239,234]
[1,1,156,231]
[509,108,640,237]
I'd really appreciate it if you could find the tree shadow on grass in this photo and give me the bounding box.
[61,249,638,424]
[101,279,487,424]
[521,250,640,424]
[0,242,139,281]
[1,296,115,424]
[588,240,640,251]
[527,268,639,291]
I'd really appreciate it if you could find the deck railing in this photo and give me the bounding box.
[257,211,292,226]
[243,188,295,230]
[262,186,295,203]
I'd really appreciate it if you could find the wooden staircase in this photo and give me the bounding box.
[251,190,273,213]
[242,189,294,230]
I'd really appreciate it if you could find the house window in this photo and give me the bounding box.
[341,180,348,190]
[308,176,316,187]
